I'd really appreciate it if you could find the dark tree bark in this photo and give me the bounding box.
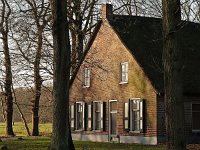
[162,0,186,149]
[50,0,74,149]
[0,0,15,136]
[3,31,15,137]
[32,30,43,136]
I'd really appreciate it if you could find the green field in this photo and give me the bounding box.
[0,139,166,150]
[0,122,166,149]
[0,123,198,150]
[0,122,52,136]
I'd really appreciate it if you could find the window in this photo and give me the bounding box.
[83,68,90,87]
[120,62,128,83]
[124,99,143,132]
[87,101,105,131]
[75,102,85,130]
[70,101,105,131]
[93,101,104,130]
[192,104,200,132]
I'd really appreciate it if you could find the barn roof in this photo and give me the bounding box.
[108,15,200,94]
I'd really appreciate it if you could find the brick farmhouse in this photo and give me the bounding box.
[69,4,200,145]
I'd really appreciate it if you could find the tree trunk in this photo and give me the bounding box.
[3,32,15,136]
[50,0,74,149]
[162,0,186,149]
[32,31,43,136]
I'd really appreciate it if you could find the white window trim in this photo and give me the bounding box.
[83,68,90,88]
[75,101,85,131]
[129,98,143,133]
[119,62,128,84]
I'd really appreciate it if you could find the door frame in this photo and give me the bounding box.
[108,100,118,141]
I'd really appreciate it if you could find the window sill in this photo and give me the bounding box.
[82,86,90,88]
[119,82,128,85]
[93,130,102,132]
[129,131,141,134]
[75,129,84,132]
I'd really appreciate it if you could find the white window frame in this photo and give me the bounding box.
[70,104,75,130]
[192,103,200,132]
[120,62,128,84]
[109,100,118,137]
[75,101,85,130]
[93,101,104,131]
[129,98,143,133]
[83,68,90,88]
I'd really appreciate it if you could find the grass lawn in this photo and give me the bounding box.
[0,122,166,149]
[0,122,52,136]
[0,139,166,150]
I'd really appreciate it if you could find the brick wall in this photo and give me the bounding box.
[157,95,200,143]
[70,18,158,137]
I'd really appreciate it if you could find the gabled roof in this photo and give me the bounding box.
[108,15,200,94]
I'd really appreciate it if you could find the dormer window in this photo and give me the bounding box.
[120,62,128,84]
[83,68,90,87]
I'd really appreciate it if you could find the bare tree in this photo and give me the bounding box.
[181,0,200,22]
[112,0,162,17]
[68,0,100,76]
[11,0,52,136]
[0,0,15,136]
[162,0,186,149]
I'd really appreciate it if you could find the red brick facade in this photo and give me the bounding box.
[70,10,158,144]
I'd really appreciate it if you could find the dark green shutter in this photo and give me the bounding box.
[101,102,106,131]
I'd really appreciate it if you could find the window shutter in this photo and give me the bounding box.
[87,102,93,130]
[124,102,129,131]
[82,102,85,130]
[139,100,144,132]
[84,103,88,131]
[92,102,95,130]
[103,102,106,131]
[70,104,75,131]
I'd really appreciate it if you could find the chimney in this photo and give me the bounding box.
[102,4,113,20]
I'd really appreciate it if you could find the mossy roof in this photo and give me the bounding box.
[108,15,200,94]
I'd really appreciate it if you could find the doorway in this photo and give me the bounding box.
[109,100,117,136]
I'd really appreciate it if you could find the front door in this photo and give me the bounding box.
[109,100,117,136]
